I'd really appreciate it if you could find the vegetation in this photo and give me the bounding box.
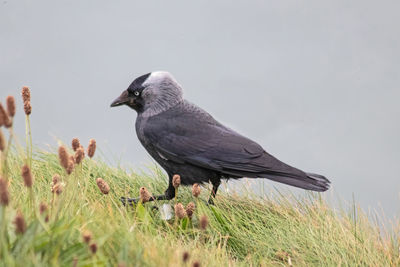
[0,89,398,266]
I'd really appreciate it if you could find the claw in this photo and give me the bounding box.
[207,198,215,206]
[120,196,127,206]
[120,196,137,206]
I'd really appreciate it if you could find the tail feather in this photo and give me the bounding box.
[305,172,331,192]
[261,172,331,192]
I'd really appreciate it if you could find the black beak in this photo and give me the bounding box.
[110,90,129,107]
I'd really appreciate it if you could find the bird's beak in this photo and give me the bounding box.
[110,90,129,107]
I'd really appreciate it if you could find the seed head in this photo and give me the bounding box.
[39,202,48,214]
[174,203,186,219]
[65,162,74,175]
[87,139,96,158]
[89,243,97,254]
[182,251,190,263]
[66,156,75,175]
[192,261,201,267]
[72,138,80,151]
[39,202,49,222]
[14,211,27,234]
[0,103,11,128]
[172,174,181,188]
[51,183,63,195]
[185,202,196,219]
[192,183,201,198]
[139,187,152,203]
[0,129,5,151]
[21,164,33,187]
[22,86,31,102]
[6,95,16,117]
[82,230,92,244]
[276,250,292,265]
[0,177,10,206]
[58,145,70,170]
[74,146,85,164]
[23,101,32,115]
[199,215,208,230]
[52,174,60,185]
[96,178,110,194]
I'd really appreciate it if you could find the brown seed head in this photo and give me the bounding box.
[74,146,85,164]
[58,145,70,170]
[66,156,75,175]
[21,164,33,187]
[89,243,97,254]
[66,162,74,175]
[52,174,60,185]
[192,183,201,198]
[87,139,96,158]
[174,203,186,219]
[96,178,110,194]
[82,230,92,244]
[39,202,48,215]
[72,138,80,151]
[0,103,11,128]
[192,261,201,267]
[22,86,31,102]
[5,119,12,128]
[0,177,10,206]
[23,101,32,115]
[51,183,63,195]
[275,250,289,261]
[14,211,27,234]
[39,202,49,222]
[185,202,196,219]
[182,251,190,263]
[6,95,16,117]
[139,187,152,203]
[0,129,5,152]
[172,174,181,188]
[199,215,208,230]
[118,263,127,267]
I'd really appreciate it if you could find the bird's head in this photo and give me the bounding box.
[110,71,183,116]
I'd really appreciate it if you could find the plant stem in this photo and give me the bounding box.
[27,116,32,167]
[0,205,7,260]
[1,127,14,178]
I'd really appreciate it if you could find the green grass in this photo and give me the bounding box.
[0,145,398,267]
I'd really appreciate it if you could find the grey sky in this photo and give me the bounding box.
[1,1,399,216]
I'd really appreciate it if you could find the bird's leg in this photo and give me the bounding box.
[208,179,221,205]
[120,184,175,206]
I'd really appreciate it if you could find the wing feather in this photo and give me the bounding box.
[143,104,301,177]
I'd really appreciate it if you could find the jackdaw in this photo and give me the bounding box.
[111,71,330,205]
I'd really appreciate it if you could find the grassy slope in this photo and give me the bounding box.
[0,147,399,267]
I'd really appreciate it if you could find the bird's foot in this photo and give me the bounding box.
[207,198,215,206]
[120,196,138,206]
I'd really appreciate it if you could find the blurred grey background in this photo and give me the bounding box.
[1,1,399,217]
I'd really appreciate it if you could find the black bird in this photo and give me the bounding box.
[111,71,330,205]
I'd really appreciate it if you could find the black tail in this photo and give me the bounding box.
[304,172,331,192]
[263,172,331,192]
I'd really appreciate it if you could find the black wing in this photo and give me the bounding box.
[143,102,330,191]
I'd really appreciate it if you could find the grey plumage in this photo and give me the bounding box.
[111,71,330,204]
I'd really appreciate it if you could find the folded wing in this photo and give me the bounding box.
[143,103,330,191]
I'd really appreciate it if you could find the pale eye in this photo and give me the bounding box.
[134,91,140,96]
